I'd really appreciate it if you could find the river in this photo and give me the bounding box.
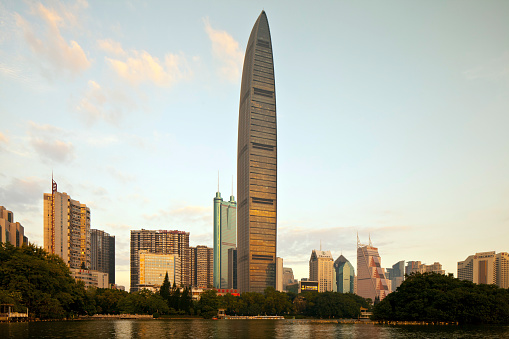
[1,319,508,338]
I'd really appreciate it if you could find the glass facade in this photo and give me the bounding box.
[213,192,237,288]
[237,11,277,293]
[334,255,355,294]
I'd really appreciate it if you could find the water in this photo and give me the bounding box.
[1,319,509,338]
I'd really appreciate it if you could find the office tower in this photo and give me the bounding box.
[227,248,238,289]
[276,257,283,292]
[356,237,391,302]
[90,229,115,285]
[458,251,497,285]
[139,251,181,288]
[496,252,509,289]
[334,255,355,294]
[43,179,90,269]
[386,260,405,291]
[190,245,214,288]
[0,206,28,247]
[309,250,334,292]
[282,267,297,291]
[130,229,190,292]
[406,261,445,276]
[237,11,277,293]
[213,191,237,288]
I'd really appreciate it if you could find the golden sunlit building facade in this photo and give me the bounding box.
[309,250,334,292]
[237,11,278,293]
[139,251,181,288]
[43,179,90,269]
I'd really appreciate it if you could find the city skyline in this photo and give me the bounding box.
[1,1,509,291]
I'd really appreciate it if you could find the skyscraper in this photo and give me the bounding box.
[91,229,115,285]
[356,236,391,302]
[237,11,277,293]
[130,229,190,292]
[386,260,405,291]
[457,251,509,287]
[334,255,355,294]
[44,179,90,269]
[309,250,334,292]
[213,191,237,288]
[190,245,214,288]
[0,206,28,247]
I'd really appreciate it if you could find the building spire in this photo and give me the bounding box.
[217,170,219,193]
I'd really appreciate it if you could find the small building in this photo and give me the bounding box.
[70,268,109,289]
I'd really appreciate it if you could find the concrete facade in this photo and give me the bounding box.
[237,11,277,293]
[130,229,190,291]
[91,229,115,285]
[0,206,27,247]
[457,251,509,287]
[190,245,213,288]
[43,182,90,269]
[356,238,391,302]
[309,250,334,292]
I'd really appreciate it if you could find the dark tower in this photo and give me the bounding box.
[237,11,277,293]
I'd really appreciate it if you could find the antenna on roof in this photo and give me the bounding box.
[231,175,233,196]
[320,239,322,251]
[369,233,372,247]
[217,171,219,192]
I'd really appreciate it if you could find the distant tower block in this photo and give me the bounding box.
[237,11,277,293]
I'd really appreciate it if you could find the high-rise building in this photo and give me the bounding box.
[227,248,237,289]
[356,237,391,302]
[237,11,278,293]
[0,206,28,247]
[386,260,405,291]
[43,179,90,269]
[130,229,190,291]
[334,255,355,294]
[282,267,297,292]
[139,250,181,288]
[458,251,499,285]
[90,229,115,285]
[406,261,445,276]
[496,252,509,289]
[190,245,213,288]
[309,250,334,292]
[213,191,237,288]
[276,257,284,292]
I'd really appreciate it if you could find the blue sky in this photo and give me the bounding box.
[1,0,508,290]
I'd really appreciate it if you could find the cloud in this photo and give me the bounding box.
[107,166,135,184]
[464,52,509,80]
[14,2,90,77]
[27,121,75,163]
[0,176,46,213]
[203,17,244,82]
[86,135,119,147]
[104,43,192,86]
[143,205,211,231]
[97,39,127,57]
[76,80,136,125]
[0,132,8,151]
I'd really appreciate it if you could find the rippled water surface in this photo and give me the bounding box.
[2,319,509,338]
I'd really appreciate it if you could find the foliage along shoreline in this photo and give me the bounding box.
[372,272,509,325]
[0,243,370,320]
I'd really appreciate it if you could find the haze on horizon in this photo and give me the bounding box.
[1,0,508,290]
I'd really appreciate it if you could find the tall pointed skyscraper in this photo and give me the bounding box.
[237,11,277,293]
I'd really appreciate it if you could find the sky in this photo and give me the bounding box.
[1,0,508,291]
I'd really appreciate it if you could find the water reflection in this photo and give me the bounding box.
[1,319,509,338]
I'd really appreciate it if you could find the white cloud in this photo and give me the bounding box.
[76,80,139,126]
[104,44,192,86]
[0,176,46,213]
[97,39,127,57]
[203,17,244,82]
[14,2,90,77]
[0,132,8,150]
[27,121,75,163]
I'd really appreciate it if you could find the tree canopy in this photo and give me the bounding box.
[372,272,509,324]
